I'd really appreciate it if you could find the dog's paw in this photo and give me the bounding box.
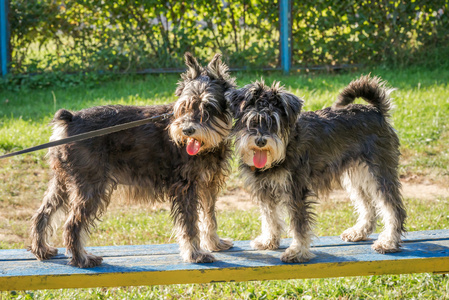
[70,253,103,268]
[250,235,280,250]
[280,246,315,263]
[341,227,369,242]
[184,250,216,263]
[202,238,233,252]
[372,238,401,254]
[29,246,58,260]
[217,238,234,251]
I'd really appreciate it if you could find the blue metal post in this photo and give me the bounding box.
[0,0,9,76]
[279,0,291,74]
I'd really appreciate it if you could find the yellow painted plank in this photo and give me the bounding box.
[1,257,449,291]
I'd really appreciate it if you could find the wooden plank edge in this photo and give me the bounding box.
[1,256,448,291]
[2,229,449,261]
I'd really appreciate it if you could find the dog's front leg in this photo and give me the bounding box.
[281,188,316,263]
[171,185,215,263]
[250,191,284,251]
[199,190,233,252]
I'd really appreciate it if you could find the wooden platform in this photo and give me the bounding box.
[1,230,448,291]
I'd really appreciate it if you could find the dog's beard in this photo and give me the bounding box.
[169,115,232,155]
[235,132,286,170]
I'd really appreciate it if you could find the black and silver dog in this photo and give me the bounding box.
[29,53,235,267]
[227,76,406,262]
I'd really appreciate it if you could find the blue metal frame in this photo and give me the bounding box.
[0,0,9,76]
[279,0,291,74]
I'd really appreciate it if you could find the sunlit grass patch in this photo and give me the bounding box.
[2,66,447,177]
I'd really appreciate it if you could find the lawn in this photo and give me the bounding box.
[0,66,448,299]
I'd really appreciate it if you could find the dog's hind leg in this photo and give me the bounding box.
[199,190,233,252]
[340,166,377,242]
[64,210,103,268]
[63,180,112,268]
[368,167,406,253]
[30,175,68,260]
[280,188,316,263]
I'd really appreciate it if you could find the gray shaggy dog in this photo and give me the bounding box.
[226,75,406,263]
[29,53,236,268]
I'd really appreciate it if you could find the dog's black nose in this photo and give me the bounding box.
[255,137,267,148]
[182,127,196,136]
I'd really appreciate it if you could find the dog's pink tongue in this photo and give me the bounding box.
[253,149,268,169]
[186,138,201,156]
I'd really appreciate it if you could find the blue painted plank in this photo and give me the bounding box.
[0,230,448,290]
[1,239,449,277]
[1,229,448,261]
[0,230,448,274]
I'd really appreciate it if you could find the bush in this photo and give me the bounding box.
[8,0,278,74]
[291,0,449,68]
[5,0,449,77]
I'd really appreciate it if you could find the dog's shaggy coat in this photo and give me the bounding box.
[29,53,236,267]
[227,75,406,262]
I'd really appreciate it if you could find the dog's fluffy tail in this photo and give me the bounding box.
[53,109,73,124]
[49,109,73,142]
[332,75,395,116]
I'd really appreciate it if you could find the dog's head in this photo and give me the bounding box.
[169,53,236,155]
[227,80,303,170]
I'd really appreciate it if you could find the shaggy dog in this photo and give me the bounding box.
[29,53,235,267]
[227,75,406,262]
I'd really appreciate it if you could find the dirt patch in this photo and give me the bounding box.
[401,181,448,200]
[216,180,449,211]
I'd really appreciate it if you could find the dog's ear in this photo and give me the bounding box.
[280,92,303,126]
[271,81,303,126]
[176,52,203,96]
[206,53,236,90]
[184,52,201,79]
[207,54,226,79]
[225,87,248,118]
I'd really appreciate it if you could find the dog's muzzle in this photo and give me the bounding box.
[255,137,267,148]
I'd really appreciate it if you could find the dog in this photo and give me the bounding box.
[226,75,406,262]
[29,53,236,268]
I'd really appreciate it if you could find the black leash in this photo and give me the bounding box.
[0,112,174,160]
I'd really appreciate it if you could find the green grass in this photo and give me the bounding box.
[0,74,176,152]
[1,67,448,177]
[3,274,449,299]
[1,66,449,298]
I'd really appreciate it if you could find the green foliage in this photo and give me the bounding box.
[8,0,277,75]
[6,0,449,82]
[292,1,449,68]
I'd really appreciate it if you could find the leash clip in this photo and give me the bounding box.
[162,112,173,120]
